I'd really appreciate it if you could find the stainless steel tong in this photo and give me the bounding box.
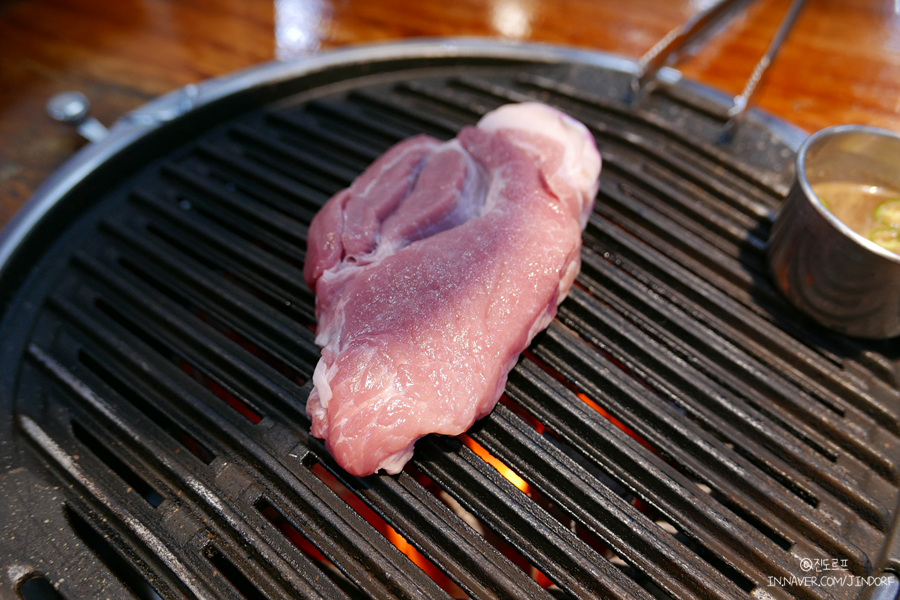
[630,0,807,134]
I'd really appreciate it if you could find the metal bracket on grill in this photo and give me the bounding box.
[46,84,203,146]
[46,91,110,143]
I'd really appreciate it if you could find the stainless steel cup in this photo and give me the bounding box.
[767,124,900,339]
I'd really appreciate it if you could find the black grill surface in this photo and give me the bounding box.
[1,46,899,600]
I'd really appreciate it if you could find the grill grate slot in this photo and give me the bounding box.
[4,56,899,600]
[560,284,843,467]
[415,436,659,600]
[562,251,894,490]
[161,160,311,244]
[576,235,898,470]
[305,99,416,145]
[80,347,219,464]
[94,217,319,368]
[530,321,886,559]
[344,90,461,139]
[254,497,370,599]
[265,111,385,164]
[195,139,332,213]
[129,188,313,311]
[467,399,760,599]
[228,124,362,189]
[70,419,165,507]
[192,146,325,220]
[587,198,900,430]
[308,452,559,600]
[597,172,844,361]
[202,544,274,600]
[62,254,314,434]
[606,167,771,276]
[64,505,167,600]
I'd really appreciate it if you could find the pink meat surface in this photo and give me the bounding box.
[303,102,601,476]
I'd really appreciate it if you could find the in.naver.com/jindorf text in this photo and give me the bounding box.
[767,557,895,592]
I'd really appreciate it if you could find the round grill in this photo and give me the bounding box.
[1,41,898,600]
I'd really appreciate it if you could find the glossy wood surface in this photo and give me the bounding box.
[1,0,899,232]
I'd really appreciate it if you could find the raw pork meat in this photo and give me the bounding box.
[303,102,601,476]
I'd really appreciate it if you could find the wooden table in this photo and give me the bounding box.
[1,0,899,232]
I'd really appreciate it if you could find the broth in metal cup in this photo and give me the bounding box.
[767,124,900,339]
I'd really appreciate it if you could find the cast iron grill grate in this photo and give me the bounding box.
[1,49,898,600]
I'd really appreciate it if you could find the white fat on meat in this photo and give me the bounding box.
[303,102,601,476]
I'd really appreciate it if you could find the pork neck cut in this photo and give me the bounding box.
[303,102,601,476]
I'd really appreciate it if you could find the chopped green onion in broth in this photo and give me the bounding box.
[811,181,900,254]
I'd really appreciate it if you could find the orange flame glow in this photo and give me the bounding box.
[384,525,461,593]
[577,393,656,452]
[461,435,531,495]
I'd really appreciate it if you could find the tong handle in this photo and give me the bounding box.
[631,0,807,137]
[631,0,754,99]
[724,0,807,130]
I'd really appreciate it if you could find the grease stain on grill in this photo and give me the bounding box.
[204,545,267,600]
[254,496,369,599]
[64,506,166,600]
[81,347,218,466]
[71,420,165,507]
